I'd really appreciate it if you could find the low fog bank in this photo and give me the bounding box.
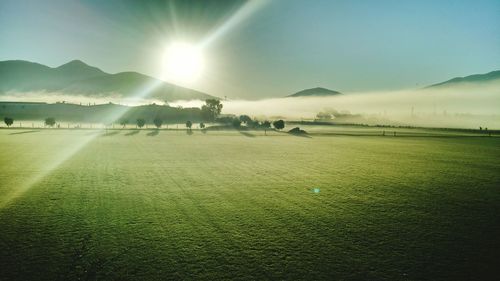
[0,92,165,107]
[2,84,500,129]
[171,85,500,129]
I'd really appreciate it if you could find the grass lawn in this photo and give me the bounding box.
[0,128,499,280]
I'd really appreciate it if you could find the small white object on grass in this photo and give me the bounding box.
[313,188,320,193]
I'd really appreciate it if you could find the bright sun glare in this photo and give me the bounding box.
[163,42,204,84]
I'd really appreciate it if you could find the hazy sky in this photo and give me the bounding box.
[1,0,499,99]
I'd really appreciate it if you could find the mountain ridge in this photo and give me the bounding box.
[0,59,216,101]
[426,70,500,89]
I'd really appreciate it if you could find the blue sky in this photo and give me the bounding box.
[1,0,499,98]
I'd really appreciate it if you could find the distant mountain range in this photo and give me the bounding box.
[286,70,500,98]
[287,87,342,97]
[1,59,498,101]
[0,60,216,101]
[425,70,500,89]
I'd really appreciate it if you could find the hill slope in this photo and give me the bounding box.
[0,60,215,101]
[426,70,500,89]
[287,87,342,97]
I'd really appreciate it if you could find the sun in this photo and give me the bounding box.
[163,42,204,83]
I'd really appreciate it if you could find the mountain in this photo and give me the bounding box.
[426,70,500,89]
[287,87,342,97]
[0,60,106,92]
[60,71,213,101]
[54,60,106,79]
[0,60,216,101]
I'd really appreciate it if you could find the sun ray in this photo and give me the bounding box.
[1,1,269,208]
[199,0,267,49]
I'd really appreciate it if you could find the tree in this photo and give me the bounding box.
[186,120,192,129]
[199,122,205,129]
[136,118,145,128]
[246,120,259,128]
[4,117,13,127]
[119,119,128,128]
[273,119,285,130]
[239,115,252,124]
[232,119,241,128]
[153,117,163,129]
[261,120,271,135]
[201,99,223,121]
[45,117,56,127]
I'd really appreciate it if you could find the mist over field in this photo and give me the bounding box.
[2,81,499,129]
[0,92,165,107]
[172,84,500,129]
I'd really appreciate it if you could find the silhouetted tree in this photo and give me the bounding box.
[261,120,271,135]
[261,121,271,129]
[239,115,252,124]
[136,118,145,128]
[232,119,241,128]
[246,120,259,128]
[153,117,163,129]
[273,119,285,130]
[119,119,128,128]
[199,122,205,129]
[45,117,56,127]
[201,99,223,121]
[4,117,13,127]
[186,120,192,129]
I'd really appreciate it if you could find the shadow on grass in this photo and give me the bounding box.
[103,131,120,136]
[125,130,140,136]
[147,130,159,136]
[289,132,312,138]
[238,131,256,138]
[85,130,102,136]
[9,130,41,135]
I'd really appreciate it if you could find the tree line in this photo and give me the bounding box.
[3,99,287,131]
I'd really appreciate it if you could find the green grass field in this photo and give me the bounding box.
[1,128,499,280]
